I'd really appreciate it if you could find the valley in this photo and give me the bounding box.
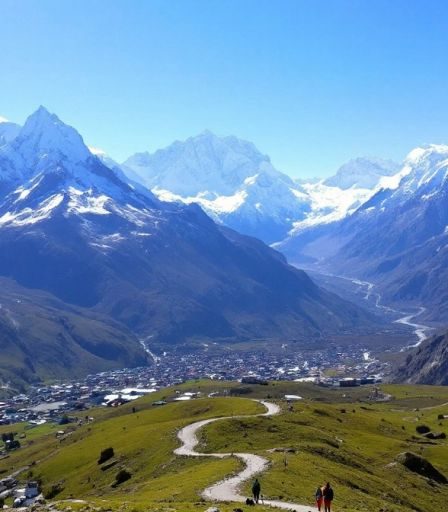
[303,268,436,345]
[0,106,446,392]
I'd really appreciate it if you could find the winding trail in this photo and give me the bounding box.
[174,400,317,511]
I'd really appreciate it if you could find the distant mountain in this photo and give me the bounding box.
[122,131,311,243]
[323,157,399,189]
[279,145,448,322]
[0,108,375,386]
[122,133,397,244]
[393,330,448,385]
[0,120,20,147]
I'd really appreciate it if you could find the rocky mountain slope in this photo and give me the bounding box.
[393,329,448,385]
[0,107,375,385]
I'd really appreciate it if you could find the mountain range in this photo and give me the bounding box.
[0,108,374,388]
[3,107,448,388]
[114,129,448,362]
[119,132,398,244]
[279,144,448,323]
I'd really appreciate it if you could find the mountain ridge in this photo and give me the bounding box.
[279,143,448,322]
[120,131,397,244]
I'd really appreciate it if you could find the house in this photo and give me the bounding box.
[25,482,39,499]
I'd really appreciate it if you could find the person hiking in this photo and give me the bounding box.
[252,478,261,504]
[323,482,334,512]
[315,485,323,511]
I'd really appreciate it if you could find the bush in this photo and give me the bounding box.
[416,425,431,435]
[59,415,70,425]
[44,482,64,499]
[98,447,114,464]
[113,469,131,487]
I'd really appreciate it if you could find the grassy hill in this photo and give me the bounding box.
[1,381,448,512]
[0,278,148,393]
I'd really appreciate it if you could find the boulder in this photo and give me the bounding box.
[396,452,447,484]
[423,432,446,440]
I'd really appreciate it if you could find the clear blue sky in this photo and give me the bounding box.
[1,0,448,178]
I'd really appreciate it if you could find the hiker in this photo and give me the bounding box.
[252,478,261,504]
[315,484,323,511]
[323,482,334,512]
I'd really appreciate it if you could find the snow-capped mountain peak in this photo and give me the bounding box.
[323,157,400,190]
[122,130,276,197]
[13,106,91,169]
[0,108,162,230]
[121,131,308,242]
[388,144,448,198]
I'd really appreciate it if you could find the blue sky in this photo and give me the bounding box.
[1,0,448,178]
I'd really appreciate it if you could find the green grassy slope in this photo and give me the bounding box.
[0,278,148,393]
[1,382,447,512]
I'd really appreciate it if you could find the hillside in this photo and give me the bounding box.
[393,330,448,385]
[1,382,448,512]
[0,278,147,392]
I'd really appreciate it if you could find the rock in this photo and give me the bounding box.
[423,432,446,440]
[205,508,220,512]
[396,452,447,484]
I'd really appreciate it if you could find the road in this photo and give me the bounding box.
[174,400,317,511]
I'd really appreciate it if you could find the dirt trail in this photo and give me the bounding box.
[174,400,317,511]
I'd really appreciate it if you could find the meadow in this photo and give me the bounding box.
[1,381,447,512]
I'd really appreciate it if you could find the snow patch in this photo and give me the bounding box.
[13,175,44,202]
[68,190,111,215]
[88,146,107,156]
[0,194,64,226]
[153,187,248,215]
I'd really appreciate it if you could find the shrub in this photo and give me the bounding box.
[44,482,64,499]
[416,425,430,435]
[98,447,115,464]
